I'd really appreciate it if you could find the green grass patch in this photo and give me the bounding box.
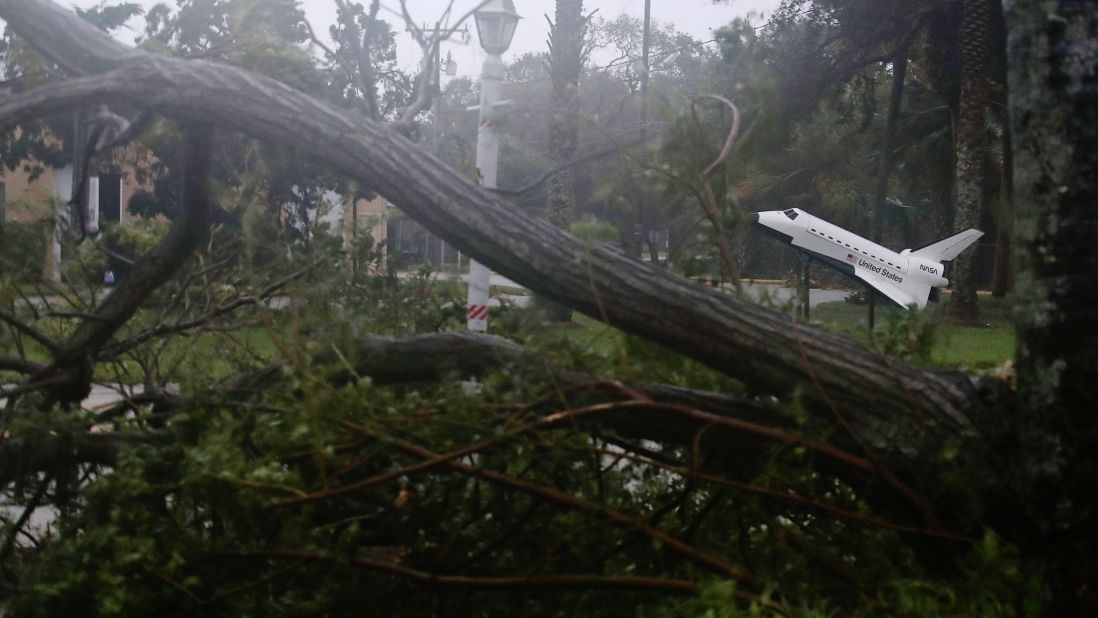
[809,293,1015,369]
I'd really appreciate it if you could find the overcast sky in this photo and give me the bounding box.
[69,0,780,75]
[362,0,779,73]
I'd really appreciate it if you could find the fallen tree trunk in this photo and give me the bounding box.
[0,0,985,464]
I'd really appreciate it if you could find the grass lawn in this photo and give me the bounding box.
[1,319,280,385]
[809,292,1015,369]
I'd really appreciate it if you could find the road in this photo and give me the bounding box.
[429,271,849,310]
[741,282,850,308]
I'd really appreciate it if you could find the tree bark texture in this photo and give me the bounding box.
[1007,0,1098,612]
[991,105,1014,298]
[0,0,981,465]
[990,1,1014,299]
[949,0,993,321]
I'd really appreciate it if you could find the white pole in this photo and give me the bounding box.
[466,51,504,332]
[49,164,74,283]
[86,175,100,235]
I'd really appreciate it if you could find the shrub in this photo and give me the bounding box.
[1,219,49,281]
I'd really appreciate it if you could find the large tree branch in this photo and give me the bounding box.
[0,0,982,464]
[0,355,47,374]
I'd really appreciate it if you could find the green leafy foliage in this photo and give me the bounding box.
[0,219,49,281]
[875,307,937,362]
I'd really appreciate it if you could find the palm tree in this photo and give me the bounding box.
[948,0,993,321]
[545,0,588,228]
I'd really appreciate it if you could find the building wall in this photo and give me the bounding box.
[342,194,389,248]
[1,146,151,226]
[1,165,63,222]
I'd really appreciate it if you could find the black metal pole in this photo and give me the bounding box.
[802,259,811,320]
[868,289,876,336]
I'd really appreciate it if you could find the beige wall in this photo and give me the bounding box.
[343,194,389,247]
[2,165,60,222]
[2,145,152,225]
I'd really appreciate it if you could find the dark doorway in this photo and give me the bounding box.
[98,173,121,223]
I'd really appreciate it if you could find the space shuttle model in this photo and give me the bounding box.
[752,208,983,309]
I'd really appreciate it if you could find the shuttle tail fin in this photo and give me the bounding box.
[909,229,984,262]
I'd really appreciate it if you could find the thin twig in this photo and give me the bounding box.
[489,141,640,197]
[335,425,753,582]
[0,311,59,354]
[0,472,53,562]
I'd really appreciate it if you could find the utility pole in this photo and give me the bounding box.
[637,0,652,262]
[418,22,466,267]
[422,22,464,156]
[641,0,651,137]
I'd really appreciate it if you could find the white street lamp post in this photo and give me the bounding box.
[467,0,520,332]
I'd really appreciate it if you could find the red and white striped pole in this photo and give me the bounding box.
[466,258,491,332]
[466,50,505,332]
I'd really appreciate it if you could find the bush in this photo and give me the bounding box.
[1,219,49,281]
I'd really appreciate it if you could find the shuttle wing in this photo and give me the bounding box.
[910,229,984,262]
[852,267,932,309]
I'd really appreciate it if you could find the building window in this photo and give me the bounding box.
[98,173,122,223]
